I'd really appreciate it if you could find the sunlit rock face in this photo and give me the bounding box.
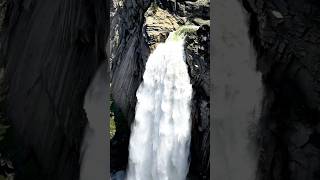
[110,0,210,178]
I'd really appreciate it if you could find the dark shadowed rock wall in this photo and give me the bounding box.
[243,0,320,179]
[0,0,5,31]
[185,25,210,179]
[0,0,107,179]
[110,0,209,179]
[109,0,151,172]
[110,0,150,126]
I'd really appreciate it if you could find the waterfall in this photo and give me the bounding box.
[126,30,193,180]
[213,0,263,179]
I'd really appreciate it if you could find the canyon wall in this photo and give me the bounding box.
[110,0,209,179]
[0,0,107,179]
[243,0,320,179]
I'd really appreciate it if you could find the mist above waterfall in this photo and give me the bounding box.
[126,32,193,180]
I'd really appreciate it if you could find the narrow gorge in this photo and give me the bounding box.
[110,0,210,179]
[127,29,193,180]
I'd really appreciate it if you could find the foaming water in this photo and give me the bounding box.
[126,32,193,180]
[213,0,263,179]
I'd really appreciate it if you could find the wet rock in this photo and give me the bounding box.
[110,0,151,173]
[110,0,209,178]
[142,3,210,179]
[111,170,126,180]
[185,24,210,179]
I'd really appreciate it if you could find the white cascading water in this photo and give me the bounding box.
[213,0,263,179]
[126,31,193,180]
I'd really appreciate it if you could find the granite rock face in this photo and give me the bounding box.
[0,0,107,179]
[110,0,151,172]
[243,0,320,179]
[110,0,210,179]
[143,4,183,51]
[156,0,209,21]
[110,0,151,126]
[185,25,210,179]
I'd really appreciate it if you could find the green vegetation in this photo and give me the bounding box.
[110,109,116,139]
[109,95,129,140]
[168,25,199,41]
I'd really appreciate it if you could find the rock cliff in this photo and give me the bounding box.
[0,0,107,179]
[243,0,320,179]
[110,0,210,179]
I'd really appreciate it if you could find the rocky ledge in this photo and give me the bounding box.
[110,0,210,179]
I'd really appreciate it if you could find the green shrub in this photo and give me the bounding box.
[109,95,128,140]
[110,111,116,139]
